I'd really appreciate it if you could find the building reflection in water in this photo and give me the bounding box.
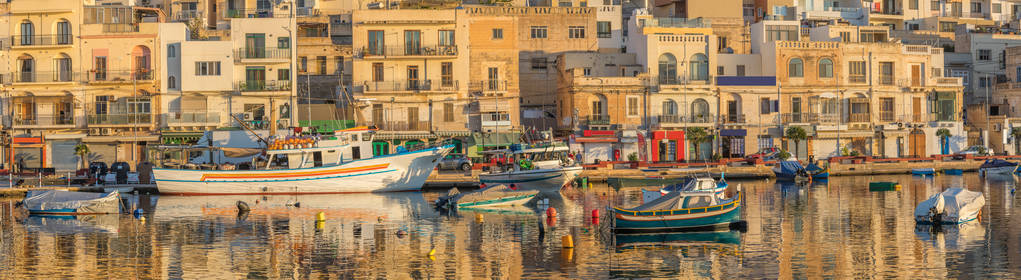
[0,173,1019,278]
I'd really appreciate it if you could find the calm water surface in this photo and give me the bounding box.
[0,173,1019,279]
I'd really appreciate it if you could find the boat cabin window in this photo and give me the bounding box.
[682,196,713,208]
[313,151,323,167]
[352,133,359,141]
[352,146,361,160]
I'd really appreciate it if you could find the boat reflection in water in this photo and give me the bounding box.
[614,230,740,250]
[152,192,436,222]
[914,222,986,250]
[23,214,120,235]
[611,231,743,279]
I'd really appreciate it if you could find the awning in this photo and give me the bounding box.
[574,137,618,143]
[720,129,746,137]
[83,135,160,143]
[161,132,204,144]
[44,133,87,140]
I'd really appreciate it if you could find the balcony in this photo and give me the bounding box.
[232,119,289,130]
[10,115,74,127]
[165,112,221,125]
[587,115,610,125]
[87,69,153,83]
[720,114,746,124]
[359,44,458,58]
[657,115,714,125]
[87,114,152,126]
[849,75,867,84]
[937,77,963,87]
[235,80,292,92]
[655,75,713,86]
[296,7,319,16]
[235,47,291,61]
[366,121,431,131]
[102,23,139,33]
[848,113,870,123]
[362,80,458,92]
[10,34,73,47]
[469,80,508,93]
[174,10,202,21]
[879,111,895,122]
[879,75,894,85]
[14,71,80,83]
[226,9,275,18]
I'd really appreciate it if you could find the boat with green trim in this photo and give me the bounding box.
[478,144,582,192]
[869,181,901,192]
[613,185,742,233]
[436,185,539,209]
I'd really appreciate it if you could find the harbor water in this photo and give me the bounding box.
[0,173,1019,278]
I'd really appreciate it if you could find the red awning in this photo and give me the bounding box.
[575,137,618,143]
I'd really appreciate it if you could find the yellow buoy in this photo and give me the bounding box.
[316,212,326,222]
[315,220,325,230]
[588,182,593,189]
[377,216,384,223]
[475,213,484,223]
[140,216,146,223]
[562,235,574,248]
[428,248,436,256]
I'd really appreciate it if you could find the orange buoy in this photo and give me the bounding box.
[546,207,557,217]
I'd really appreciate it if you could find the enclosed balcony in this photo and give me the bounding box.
[234,47,291,62]
[359,44,458,58]
[235,80,292,92]
[87,114,152,126]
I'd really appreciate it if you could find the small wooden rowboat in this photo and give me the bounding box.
[613,185,742,233]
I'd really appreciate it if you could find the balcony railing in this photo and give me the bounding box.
[296,7,319,16]
[879,111,895,122]
[174,10,202,20]
[587,115,610,125]
[657,115,713,124]
[235,47,291,60]
[14,71,80,83]
[10,34,73,47]
[231,119,289,130]
[165,112,220,125]
[721,114,746,124]
[366,121,431,131]
[11,115,74,126]
[469,80,508,92]
[359,44,458,57]
[88,69,153,83]
[102,23,139,33]
[848,113,870,123]
[87,114,152,125]
[655,75,713,86]
[849,75,867,84]
[227,9,274,18]
[362,80,458,92]
[235,80,292,92]
[880,75,894,85]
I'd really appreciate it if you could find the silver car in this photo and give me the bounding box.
[438,154,473,171]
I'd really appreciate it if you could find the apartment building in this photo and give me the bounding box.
[463,6,523,150]
[157,22,234,144]
[985,46,1021,154]
[295,6,351,125]
[228,17,297,132]
[351,9,470,155]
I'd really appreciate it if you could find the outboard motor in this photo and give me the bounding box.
[89,162,108,184]
[112,162,129,184]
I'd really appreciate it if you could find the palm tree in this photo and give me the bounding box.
[936,128,952,155]
[785,126,808,160]
[1012,128,1021,155]
[685,127,712,161]
[74,143,90,171]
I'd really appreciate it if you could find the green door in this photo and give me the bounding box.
[245,67,265,90]
[372,141,389,156]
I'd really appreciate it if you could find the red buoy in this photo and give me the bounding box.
[591,209,599,218]
[546,207,558,217]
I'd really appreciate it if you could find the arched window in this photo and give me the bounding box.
[689,53,709,81]
[663,100,677,116]
[56,20,71,44]
[658,53,677,84]
[168,76,177,89]
[18,54,34,82]
[20,21,34,45]
[788,58,804,78]
[691,98,710,122]
[818,58,833,78]
[132,45,152,80]
[168,45,176,58]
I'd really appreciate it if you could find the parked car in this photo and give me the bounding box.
[745,147,781,164]
[956,145,989,158]
[438,154,473,171]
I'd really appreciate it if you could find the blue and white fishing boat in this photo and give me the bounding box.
[915,188,985,224]
[613,185,742,233]
[806,162,829,179]
[22,190,121,215]
[911,168,936,176]
[980,159,1018,175]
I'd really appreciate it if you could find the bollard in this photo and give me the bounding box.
[561,247,574,263]
[561,235,574,248]
[475,213,484,223]
[316,212,326,222]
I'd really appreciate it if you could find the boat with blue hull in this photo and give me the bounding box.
[911,168,936,176]
[613,186,742,233]
[980,159,1018,175]
[774,160,810,182]
[944,169,964,175]
[806,163,829,179]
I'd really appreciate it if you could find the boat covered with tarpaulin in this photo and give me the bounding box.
[22,190,120,215]
[773,160,809,182]
[914,188,985,224]
[980,159,1018,174]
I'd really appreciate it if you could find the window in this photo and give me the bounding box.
[663,100,677,116]
[737,65,746,76]
[317,56,327,75]
[94,56,107,80]
[127,97,151,114]
[839,31,851,42]
[492,28,503,39]
[20,21,34,45]
[168,45,176,58]
[439,30,455,47]
[168,76,177,89]
[278,69,289,81]
[299,56,307,72]
[335,56,344,75]
[880,62,894,85]
[530,26,548,39]
[849,61,866,83]
[760,98,771,114]
[95,96,110,115]
[441,62,453,87]
[658,53,677,84]
[939,22,956,32]
[367,30,384,55]
[559,2,571,7]
[689,54,709,81]
[718,37,728,51]
[909,0,918,9]
[195,61,221,76]
[404,30,421,55]
[531,57,548,70]
[407,66,420,89]
[972,2,982,14]
[765,25,798,42]
[1017,66,1021,82]
[597,22,611,38]
[931,0,939,11]
[372,63,383,82]
[717,66,725,76]
[18,57,33,82]
[569,26,585,39]
[278,37,290,49]
[979,76,991,88]
[994,3,1002,13]
[788,58,804,77]
[627,96,639,116]
[818,58,833,78]
[979,49,991,60]
[487,67,500,90]
[444,103,454,122]
[56,20,71,44]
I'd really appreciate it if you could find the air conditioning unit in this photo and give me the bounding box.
[100,128,112,135]
[242,113,253,121]
[897,122,904,128]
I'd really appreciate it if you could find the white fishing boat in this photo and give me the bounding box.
[153,127,453,195]
[477,144,582,192]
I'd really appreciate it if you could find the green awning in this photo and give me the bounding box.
[161,132,204,145]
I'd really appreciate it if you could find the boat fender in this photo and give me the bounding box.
[133,208,144,218]
[139,216,145,223]
[377,216,384,223]
[546,207,557,217]
[509,184,517,190]
[396,230,407,238]
[237,201,251,213]
[562,235,574,248]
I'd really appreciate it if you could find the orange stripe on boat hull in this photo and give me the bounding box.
[199,163,390,181]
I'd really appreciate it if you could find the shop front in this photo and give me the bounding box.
[720,129,746,158]
[11,137,44,172]
[650,130,685,162]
